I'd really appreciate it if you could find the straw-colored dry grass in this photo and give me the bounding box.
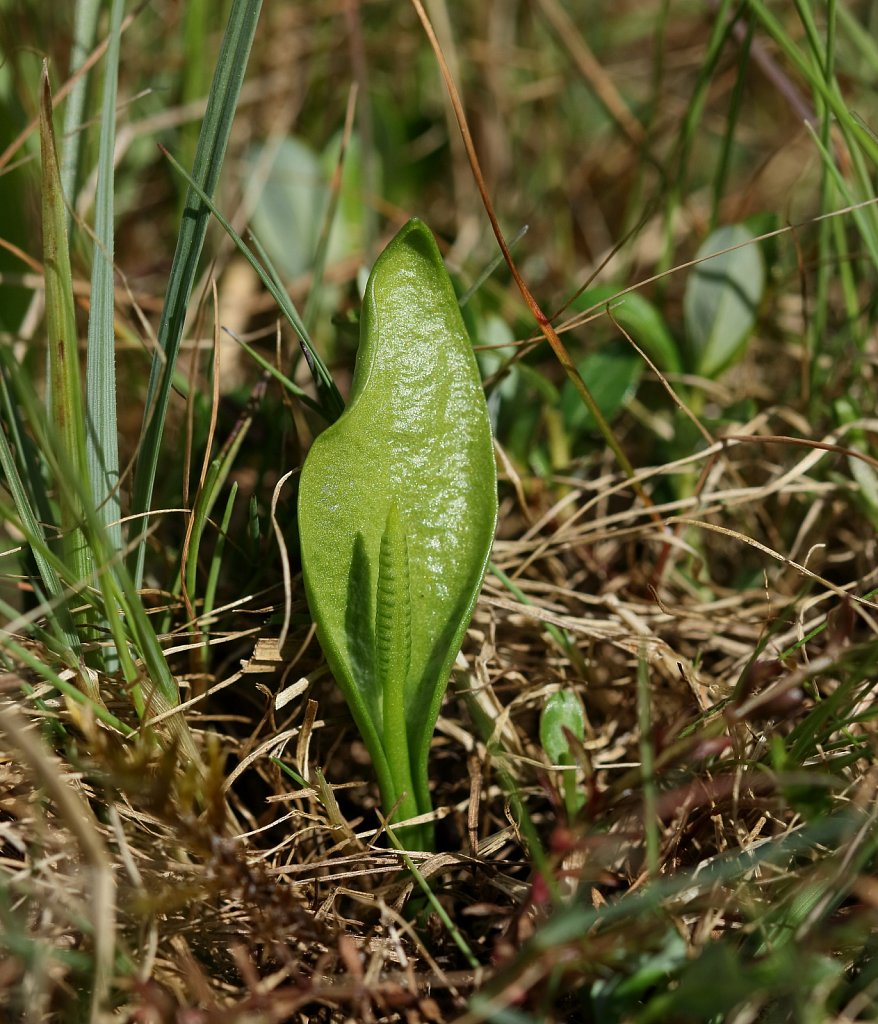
[4,410,877,1019]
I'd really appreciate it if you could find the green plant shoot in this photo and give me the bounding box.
[298,219,498,850]
[540,691,587,818]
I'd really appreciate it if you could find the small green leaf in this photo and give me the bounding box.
[561,346,642,435]
[245,137,325,279]
[540,691,586,765]
[298,219,497,848]
[245,133,365,281]
[572,285,682,374]
[684,223,765,378]
[540,690,587,817]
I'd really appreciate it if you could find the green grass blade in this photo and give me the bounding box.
[0,357,56,541]
[183,384,256,620]
[637,648,660,879]
[161,145,343,419]
[178,0,213,203]
[805,124,878,270]
[203,481,237,624]
[659,0,736,278]
[710,18,752,230]
[0,416,80,657]
[1,350,196,753]
[246,226,343,417]
[229,333,318,405]
[40,62,98,683]
[85,0,124,556]
[382,815,480,968]
[747,0,878,166]
[59,0,100,232]
[130,0,264,588]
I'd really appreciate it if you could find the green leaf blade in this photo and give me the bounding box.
[298,219,497,847]
[40,63,96,637]
[572,284,682,374]
[85,0,124,555]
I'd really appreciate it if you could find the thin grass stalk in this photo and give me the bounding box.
[341,0,377,262]
[2,351,199,758]
[247,228,341,413]
[466,815,862,1024]
[382,813,480,969]
[710,18,752,231]
[409,0,661,523]
[0,421,80,658]
[40,63,100,694]
[179,0,212,208]
[0,7,138,178]
[166,373,256,649]
[0,359,67,578]
[60,0,100,234]
[806,126,878,271]
[648,0,672,127]
[808,0,836,406]
[14,503,230,752]
[657,0,736,281]
[795,0,878,275]
[130,0,263,588]
[161,145,342,418]
[202,482,237,625]
[836,2,878,71]
[747,0,878,166]
[302,85,358,334]
[637,648,659,880]
[453,674,551,877]
[86,0,124,557]
[0,607,132,735]
[829,206,860,339]
[0,699,116,1024]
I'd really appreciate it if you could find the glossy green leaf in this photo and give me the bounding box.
[684,224,765,378]
[298,219,498,849]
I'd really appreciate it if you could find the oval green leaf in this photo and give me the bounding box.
[298,219,497,847]
[684,224,765,378]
